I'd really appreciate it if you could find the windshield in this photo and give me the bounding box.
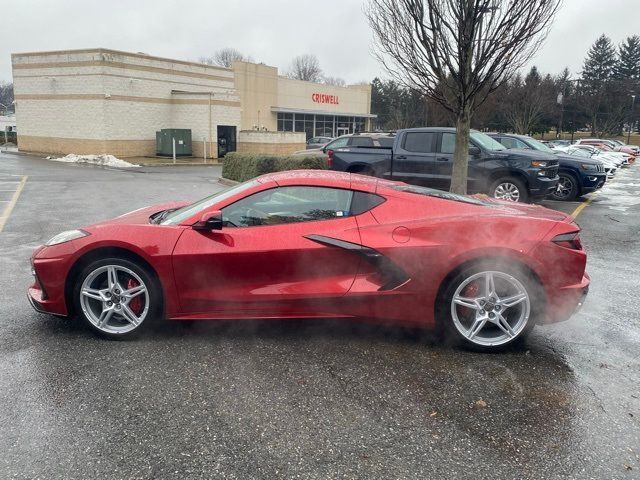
[390,184,491,206]
[161,179,261,225]
[524,137,555,153]
[568,148,591,158]
[470,131,506,151]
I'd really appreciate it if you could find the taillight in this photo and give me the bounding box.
[326,149,334,168]
[552,231,582,250]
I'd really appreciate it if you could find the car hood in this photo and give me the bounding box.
[93,201,192,226]
[490,149,558,162]
[554,153,603,167]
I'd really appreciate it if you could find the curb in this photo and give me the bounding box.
[134,162,222,167]
[218,178,240,186]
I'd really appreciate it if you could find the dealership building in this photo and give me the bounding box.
[11,48,374,158]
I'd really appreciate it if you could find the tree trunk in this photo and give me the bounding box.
[450,106,471,194]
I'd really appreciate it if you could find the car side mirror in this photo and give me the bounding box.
[193,210,223,231]
[469,146,480,156]
[322,147,327,153]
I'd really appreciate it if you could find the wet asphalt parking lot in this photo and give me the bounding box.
[0,152,638,479]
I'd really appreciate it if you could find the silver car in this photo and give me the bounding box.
[306,136,334,150]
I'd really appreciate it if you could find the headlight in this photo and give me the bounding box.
[45,229,90,246]
[531,160,548,167]
[580,163,598,171]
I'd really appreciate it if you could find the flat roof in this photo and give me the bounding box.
[11,47,231,73]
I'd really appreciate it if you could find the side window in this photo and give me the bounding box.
[515,139,531,149]
[402,132,436,153]
[350,191,386,215]
[222,186,354,227]
[308,137,318,144]
[326,137,349,149]
[440,133,456,154]
[377,137,395,147]
[350,137,374,147]
[499,137,518,149]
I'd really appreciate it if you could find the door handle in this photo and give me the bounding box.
[437,157,449,161]
[395,155,407,160]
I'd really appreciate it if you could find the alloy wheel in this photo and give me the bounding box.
[553,176,574,200]
[79,265,150,334]
[450,271,531,347]
[493,182,521,202]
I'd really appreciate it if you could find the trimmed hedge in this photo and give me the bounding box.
[222,152,328,182]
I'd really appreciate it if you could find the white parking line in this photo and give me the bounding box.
[0,176,28,232]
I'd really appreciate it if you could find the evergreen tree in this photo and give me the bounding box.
[581,35,619,134]
[616,35,640,80]
[582,34,617,89]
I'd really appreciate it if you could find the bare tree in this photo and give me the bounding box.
[366,0,561,194]
[199,48,251,68]
[323,76,347,87]
[288,55,323,82]
[0,81,13,112]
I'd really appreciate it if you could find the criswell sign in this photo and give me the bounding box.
[311,93,339,105]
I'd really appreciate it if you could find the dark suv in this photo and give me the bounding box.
[488,133,606,201]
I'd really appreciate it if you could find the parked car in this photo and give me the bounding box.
[547,139,573,148]
[329,127,559,203]
[574,138,638,158]
[294,133,395,156]
[570,144,627,167]
[306,136,334,150]
[609,139,640,155]
[488,133,606,201]
[29,170,589,351]
[554,146,618,177]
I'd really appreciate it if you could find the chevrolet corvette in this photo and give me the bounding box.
[29,170,589,350]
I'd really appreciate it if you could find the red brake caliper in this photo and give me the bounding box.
[126,278,143,315]
[460,282,480,317]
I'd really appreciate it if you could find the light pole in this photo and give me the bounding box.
[628,94,636,144]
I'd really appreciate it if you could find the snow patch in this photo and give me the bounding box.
[50,154,140,168]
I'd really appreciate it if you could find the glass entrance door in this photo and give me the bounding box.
[336,127,349,137]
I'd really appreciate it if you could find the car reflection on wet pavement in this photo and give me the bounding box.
[0,152,638,479]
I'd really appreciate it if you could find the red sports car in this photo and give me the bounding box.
[29,170,589,350]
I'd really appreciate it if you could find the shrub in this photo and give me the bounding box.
[222,153,327,182]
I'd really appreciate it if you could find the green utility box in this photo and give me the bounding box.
[156,129,192,156]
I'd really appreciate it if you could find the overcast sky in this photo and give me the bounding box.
[2,0,638,85]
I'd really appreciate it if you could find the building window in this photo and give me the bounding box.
[314,115,334,138]
[277,113,370,138]
[277,113,293,132]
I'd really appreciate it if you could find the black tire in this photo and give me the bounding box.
[489,176,529,203]
[72,257,162,339]
[437,261,541,352]
[550,172,579,201]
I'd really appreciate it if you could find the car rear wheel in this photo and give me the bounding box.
[73,258,161,339]
[490,177,528,203]
[550,172,578,201]
[440,263,538,351]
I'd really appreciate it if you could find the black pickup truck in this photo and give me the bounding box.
[328,127,559,202]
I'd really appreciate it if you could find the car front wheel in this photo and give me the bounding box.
[73,257,160,339]
[440,264,538,351]
[490,177,528,203]
[550,172,578,201]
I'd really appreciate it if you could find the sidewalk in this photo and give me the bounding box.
[124,156,222,167]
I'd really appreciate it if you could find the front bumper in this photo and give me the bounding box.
[581,173,607,193]
[529,175,560,197]
[28,243,76,317]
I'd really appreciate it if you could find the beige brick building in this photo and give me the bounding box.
[11,48,374,158]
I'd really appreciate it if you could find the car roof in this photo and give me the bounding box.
[257,169,381,192]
